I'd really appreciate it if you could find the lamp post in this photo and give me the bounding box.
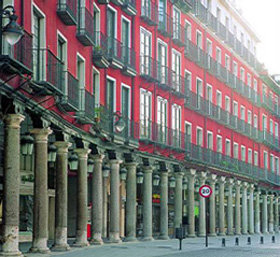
[114,111,125,133]
[137,171,144,184]
[169,176,176,188]
[21,134,34,155]
[68,152,78,170]
[87,158,94,173]
[48,144,57,162]
[153,174,160,186]
[0,4,24,54]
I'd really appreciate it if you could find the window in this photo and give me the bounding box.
[185,122,192,144]
[173,7,181,40]
[254,79,258,93]
[270,154,274,172]
[216,91,222,107]
[196,127,203,146]
[77,54,85,110]
[32,6,46,81]
[217,136,222,153]
[57,33,67,91]
[233,62,238,76]
[206,85,212,115]
[158,41,168,84]
[107,7,117,47]
[93,68,100,107]
[275,157,279,174]
[254,114,258,129]
[172,104,181,147]
[106,77,116,115]
[225,139,231,156]
[185,21,191,40]
[206,39,212,56]
[140,28,152,75]
[247,74,252,87]
[93,4,100,44]
[216,7,221,21]
[141,0,151,17]
[122,17,130,61]
[233,101,238,116]
[240,68,245,82]
[233,143,238,159]
[225,55,230,70]
[262,115,267,131]
[275,122,279,138]
[254,151,258,166]
[225,96,230,112]
[157,97,167,143]
[263,151,268,170]
[196,78,203,109]
[207,131,213,150]
[196,30,202,48]
[172,50,181,92]
[241,146,246,162]
[216,47,221,64]
[185,71,192,94]
[248,149,252,164]
[140,89,152,138]
[158,0,166,27]
[240,106,245,121]
[247,110,252,125]
[121,85,130,120]
[270,119,273,135]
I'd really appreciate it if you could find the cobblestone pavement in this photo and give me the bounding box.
[21,234,280,257]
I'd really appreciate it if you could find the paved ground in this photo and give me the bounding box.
[20,234,280,257]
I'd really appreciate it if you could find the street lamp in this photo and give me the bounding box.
[114,111,125,133]
[48,144,57,162]
[120,167,127,181]
[153,174,160,186]
[182,178,188,190]
[21,134,34,155]
[169,176,176,188]
[68,152,78,170]
[87,158,94,173]
[102,165,110,178]
[0,4,24,51]
[136,171,144,184]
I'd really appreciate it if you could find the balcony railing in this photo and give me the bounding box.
[84,90,95,120]
[122,45,136,76]
[76,6,94,46]
[172,21,186,47]
[171,0,192,13]
[106,37,124,67]
[92,31,109,68]
[140,55,158,82]
[57,0,77,25]
[141,1,158,26]
[158,11,172,37]
[32,48,64,95]
[262,130,280,150]
[122,0,137,16]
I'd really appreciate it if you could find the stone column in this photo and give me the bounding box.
[187,169,196,237]
[73,148,91,247]
[30,128,52,254]
[241,182,248,235]
[174,171,184,229]
[109,159,122,243]
[274,196,279,233]
[142,166,153,241]
[209,174,217,236]
[248,184,254,235]
[269,195,274,234]
[125,162,138,242]
[262,193,268,234]
[52,141,72,251]
[90,154,104,245]
[159,170,169,240]
[102,174,109,238]
[254,189,261,234]
[198,172,207,237]
[235,180,241,235]
[218,176,226,236]
[1,114,24,257]
[227,179,234,235]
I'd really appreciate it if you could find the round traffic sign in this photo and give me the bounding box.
[199,185,212,198]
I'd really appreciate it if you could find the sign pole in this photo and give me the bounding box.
[205,197,209,247]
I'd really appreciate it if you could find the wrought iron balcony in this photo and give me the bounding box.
[76,90,95,124]
[172,21,186,47]
[205,55,216,76]
[60,72,80,111]
[122,0,137,16]
[92,32,109,68]
[141,1,158,26]
[122,45,136,76]
[106,37,124,69]
[171,0,192,13]
[140,55,158,82]
[217,22,227,41]
[158,11,172,37]
[31,48,64,95]
[76,6,94,46]
[97,0,109,3]
[57,0,77,25]
[111,0,124,6]
[216,63,228,83]
[262,93,274,112]
[184,39,198,63]
[262,130,280,151]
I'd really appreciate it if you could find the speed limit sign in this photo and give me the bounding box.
[199,185,212,198]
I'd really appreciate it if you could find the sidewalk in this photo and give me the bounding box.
[21,234,280,257]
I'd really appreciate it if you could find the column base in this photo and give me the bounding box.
[141,237,154,241]
[198,233,206,237]
[72,242,89,247]
[235,232,241,236]
[108,233,122,244]
[227,232,234,236]
[208,233,217,237]
[29,247,51,254]
[157,235,169,240]
[218,233,226,236]
[124,236,137,242]
[242,232,248,235]
[51,244,71,252]
[0,251,23,257]
[187,234,196,238]
[262,231,269,235]
[90,238,104,245]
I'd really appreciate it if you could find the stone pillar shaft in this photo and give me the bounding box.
[52,142,71,251]
[235,182,241,235]
[248,185,254,235]
[102,177,108,238]
[262,194,268,234]
[74,148,90,247]
[159,171,169,240]
[254,190,261,234]
[30,128,52,254]
[269,195,274,234]
[241,183,248,235]
[142,166,153,241]
[174,172,183,229]
[91,154,104,245]
[187,170,196,237]
[275,196,279,233]
[1,114,24,256]
[218,178,225,236]
[227,180,234,235]
[109,159,122,243]
[125,162,137,242]
[209,179,216,236]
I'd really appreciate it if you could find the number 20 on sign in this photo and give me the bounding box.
[199,185,212,198]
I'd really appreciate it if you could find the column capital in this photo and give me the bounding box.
[175,171,184,178]
[208,174,217,184]
[54,141,72,154]
[4,113,25,129]
[30,128,52,143]
[235,180,242,187]
[227,178,234,186]
[143,166,153,173]
[186,168,196,176]
[91,154,105,163]
[242,182,248,189]
[249,184,254,192]
[198,171,207,183]
[108,159,123,165]
[218,176,226,184]
[125,162,138,168]
[74,148,91,159]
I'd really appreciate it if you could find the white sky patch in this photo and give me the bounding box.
[236,0,280,75]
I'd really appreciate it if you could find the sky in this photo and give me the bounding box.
[236,0,280,75]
